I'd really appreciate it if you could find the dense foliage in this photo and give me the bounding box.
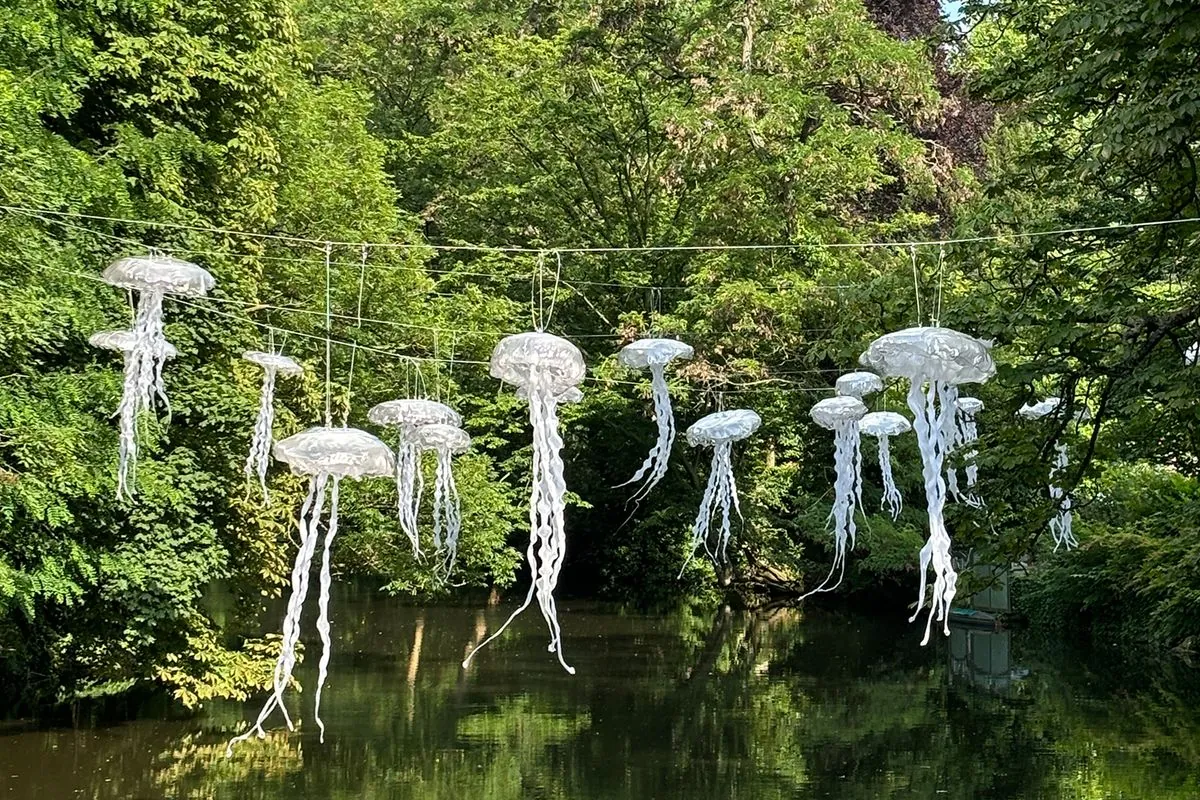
[1,0,1197,708]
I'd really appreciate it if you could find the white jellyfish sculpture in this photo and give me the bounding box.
[617,338,694,500]
[680,409,761,574]
[462,332,585,674]
[367,399,461,555]
[947,396,985,507]
[409,423,470,574]
[1186,341,1199,366]
[228,426,394,753]
[243,351,304,504]
[89,330,178,499]
[804,396,868,597]
[1017,397,1076,551]
[859,327,995,644]
[100,254,214,498]
[859,411,912,520]
[836,371,883,400]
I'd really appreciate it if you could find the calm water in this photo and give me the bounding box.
[3,585,1199,799]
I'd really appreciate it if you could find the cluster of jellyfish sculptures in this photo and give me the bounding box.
[463,332,586,674]
[1018,397,1077,551]
[681,409,761,574]
[860,327,996,645]
[804,395,868,597]
[617,338,694,500]
[947,397,985,508]
[96,254,214,499]
[242,351,304,504]
[367,399,463,556]
[228,426,394,753]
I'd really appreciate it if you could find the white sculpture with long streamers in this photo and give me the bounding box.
[860,327,995,644]
[409,423,470,574]
[681,409,761,574]
[228,426,393,753]
[463,332,585,674]
[804,396,868,597]
[617,338,693,500]
[836,371,883,400]
[1017,397,1076,550]
[367,399,461,555]
[242,351,304,504]
[859,411,912,520]
[947,396,985,507]
[100,255,213,498]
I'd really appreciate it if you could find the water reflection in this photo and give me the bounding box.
[2,585,1199,799]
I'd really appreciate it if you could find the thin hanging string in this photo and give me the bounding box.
[934,243,946,327]
[543,250,563,331]
[910,245,922,326]
[342,243,368,425]
[323,241,333,427]
[530,251,544,331]
[433,331,441,403]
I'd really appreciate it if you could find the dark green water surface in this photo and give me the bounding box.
[3,584,1198,799]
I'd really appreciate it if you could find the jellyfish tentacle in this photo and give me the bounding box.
[314,476,341,744]
[620,364,677,500]
[116,352,140,501]
[396,438,421,555]
[878,435,903,519]
[245,368,277,504]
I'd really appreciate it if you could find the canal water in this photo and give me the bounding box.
[2,584,1198,798]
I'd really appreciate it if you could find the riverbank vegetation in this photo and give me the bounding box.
[2,0,1198,708]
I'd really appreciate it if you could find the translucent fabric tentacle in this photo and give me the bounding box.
[463,377,573,674]
[908,380,959,645]
[395,440,421,555]
[948,411,983,507]
[800,422,861,599]
[116,352,139,501]
[314,476,340,743]
[1049,442,1076,551]
[227,474,325,754]
[878,434,903,519]
[433,449,462,573]
[244,368,277,504]
[619,364,676,500]
[680,445,723,577]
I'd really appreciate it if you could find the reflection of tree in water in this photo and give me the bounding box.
[133,593,1200,799]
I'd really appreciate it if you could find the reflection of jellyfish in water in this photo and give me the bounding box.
[99,255,213,498]
[835,371,883,400]
[89,330,178,499]
[859,411,912,520]
[860,327,995,644]
[408,423,470,574]
[617,338,693,500]
[242,351,304,505]
[1017,397,1076,551]
[803,397,868,598]
[228,426,393,753]
[463,332,585,674]
[681,409,761,574]
[947,397,985,507]
[367,399,461,555]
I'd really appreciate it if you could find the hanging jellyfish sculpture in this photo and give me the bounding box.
[860,327,995,644]
[463,332,585,674]
[616,338,694,500]
[100,255,213,499]
[948,396,984,507]
[90,330,178,499]
[1186,341,1199,366]
[680,409,761,574]
[835,371,883,400]
[367,399,461,555]
[242,351,304,504]
[228,426,393,753]
[858,411,912,520]
[804,396,868,597]
[1017,398,1076,551]
[408,423,470,574]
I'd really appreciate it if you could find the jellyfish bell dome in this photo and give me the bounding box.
[490,332,585,394]
[409,423,470,455]
[243,351,304,376]
[859,327,995,385]
[859,411,912,438]
[619,339,694,370]
[102,254,215,296]
[956,397,985,415]
[1018,397,1060,420]
[686,409,761,447]
[368,398,461,430]
[89,330,178,359]
[810,396,868,431]
[273,426,395,479]
[835,371,883,399]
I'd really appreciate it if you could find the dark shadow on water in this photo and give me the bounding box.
[2,582,1199,799]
